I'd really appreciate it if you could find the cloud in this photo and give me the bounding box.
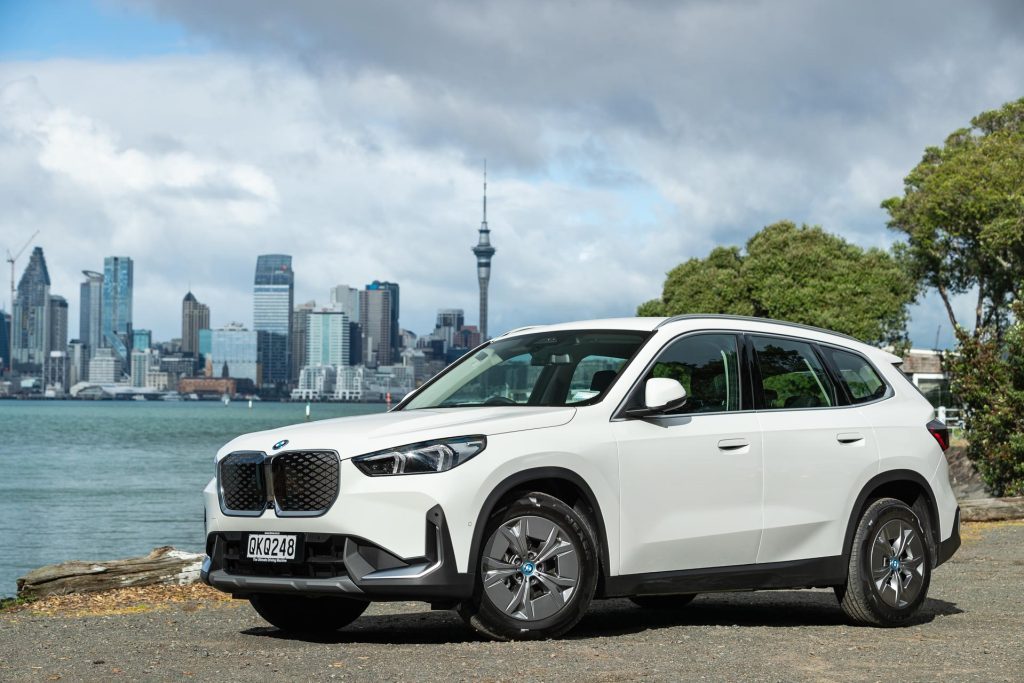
[2,1,1023,346]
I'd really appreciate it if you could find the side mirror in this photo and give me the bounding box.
[625,378,687,418]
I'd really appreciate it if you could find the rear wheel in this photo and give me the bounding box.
[630,594,697,609]
[249,594,368,633]
[458,491,599,640]
[837,497,932,626]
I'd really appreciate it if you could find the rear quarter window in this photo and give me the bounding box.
[821,347,888,404]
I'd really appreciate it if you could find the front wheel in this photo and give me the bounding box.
[249,594,368,634]
[837,497,932,626]
[458,492,599,640]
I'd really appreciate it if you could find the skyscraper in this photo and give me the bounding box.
[329,285,360,319]
[472,165,496,340]
[0,310,10,373]
[359,285,393,367]
[48,295,68,356]
[101,256,133,369]
[79,270,103,359]
[211,324,259,385]
[253,254,294,388]
[366,280,400,361]
[181,291,210,357]
[290,300,316,381]
[307,310,350,367]
[12,247,51,374]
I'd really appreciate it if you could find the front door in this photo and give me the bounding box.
[613,333,763,575]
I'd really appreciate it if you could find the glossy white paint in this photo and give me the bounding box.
[204,315,959,584]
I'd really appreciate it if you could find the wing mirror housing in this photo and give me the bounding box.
[625,378,688,418]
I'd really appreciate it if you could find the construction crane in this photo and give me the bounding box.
[4,230,40,372]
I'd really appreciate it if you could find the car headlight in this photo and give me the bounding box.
[352,436,486,476]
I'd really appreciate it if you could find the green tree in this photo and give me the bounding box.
[639,221,917,346]
[884,97,1024,495]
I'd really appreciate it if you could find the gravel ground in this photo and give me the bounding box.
[2,521,1022,682]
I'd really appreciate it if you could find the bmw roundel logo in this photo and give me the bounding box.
[272,439,289,451]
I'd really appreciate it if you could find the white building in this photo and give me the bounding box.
[130,348,158,388]
[329,285,360,319]
[333,365,365,401]
[307,311,350,368]
[88,347,121,384]
[292,365,337,400]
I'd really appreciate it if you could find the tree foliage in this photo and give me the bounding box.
[884,98,1024,495]
[882,97,1024,336]
[946,297,1024,496]
[638,221,917,345]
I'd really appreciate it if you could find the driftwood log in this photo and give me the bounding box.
[959,497,1024,523]
[17,546,204,599]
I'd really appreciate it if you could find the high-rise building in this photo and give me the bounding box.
[101,256,133,369]
[79,270,103,359]
[435,308,465,347]
[359,284,393,367]
[329,285,360,319]
[130,348,156,388]
[307,311,350,367]
[132,328,152,351]
[48,295,68,358]
[44,350,67,395]
[253,254,293,388]
[364,278,399,362]
[88,347,121,384]
[472,165,496,340]
[0,310,10,373]
[211,323,259,385]
[67,340,86,387]
[12,247,51,374]
[290,300,316,382]
[181,291,209,357]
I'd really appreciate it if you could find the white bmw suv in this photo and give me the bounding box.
[202,315,960,640]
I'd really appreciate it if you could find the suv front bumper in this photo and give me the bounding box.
[201,505,473,602]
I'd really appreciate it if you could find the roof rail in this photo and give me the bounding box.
[497,325,539,338]
[656,314,862,343]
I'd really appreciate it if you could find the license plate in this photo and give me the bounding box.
[246,533,298,563]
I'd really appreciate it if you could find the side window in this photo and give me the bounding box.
[643,334,742,414]
[822,347,887,404]
[753,336,835,409]
[567,355,627,404]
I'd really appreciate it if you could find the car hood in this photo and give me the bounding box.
[216,406,577,461]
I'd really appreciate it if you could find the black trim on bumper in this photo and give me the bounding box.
[201,505,473,602]
[936,507,961,567]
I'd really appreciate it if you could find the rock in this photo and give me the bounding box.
[946,445,991,500]
[959,497,1024,522]
[17,546,204,599]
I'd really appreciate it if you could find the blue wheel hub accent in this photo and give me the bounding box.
[890,558,901,571]
[519,561,536,576]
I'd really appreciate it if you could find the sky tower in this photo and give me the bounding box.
[472,162,496,340]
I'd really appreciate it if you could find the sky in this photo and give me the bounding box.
[1,1,1022,348]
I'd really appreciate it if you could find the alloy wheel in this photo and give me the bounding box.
[481,515,579,621]
[869,518,926,608]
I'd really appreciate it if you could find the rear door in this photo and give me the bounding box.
[613,332,763,575]
[751,335,880,564]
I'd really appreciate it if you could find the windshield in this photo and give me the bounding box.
[401,329,651,409]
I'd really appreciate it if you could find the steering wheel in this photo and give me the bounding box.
[483,395,518,406]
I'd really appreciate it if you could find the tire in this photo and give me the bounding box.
[458,491,599,641]
[249,593,368,634]
[837,497,932,627]
[630,594,697,609]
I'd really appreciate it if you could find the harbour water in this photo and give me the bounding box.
[0,400,385,597]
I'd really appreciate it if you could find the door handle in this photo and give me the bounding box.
[717,438,750,451]
[836,432,865,444]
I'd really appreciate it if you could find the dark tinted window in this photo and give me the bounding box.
[822,347,887,403]
[642,334,742,414]
[753,336,835,409]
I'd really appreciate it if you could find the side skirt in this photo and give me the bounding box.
[601,556,847,598]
